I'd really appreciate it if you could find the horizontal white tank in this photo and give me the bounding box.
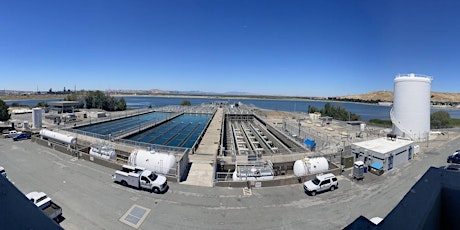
[293,157,329,177]
[232,170,275,181]
[40,129,77,146]
[128,149,176,175]
[232,163,275,181]
[392,73,432,141]
[12,109,32,114]
[89,144,117,160]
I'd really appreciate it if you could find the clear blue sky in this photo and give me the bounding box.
[1,0,459,97]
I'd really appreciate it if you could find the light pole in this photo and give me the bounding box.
[341,140,346,173]
[298,121,301,138]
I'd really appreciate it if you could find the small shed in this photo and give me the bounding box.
[351,137,415,172]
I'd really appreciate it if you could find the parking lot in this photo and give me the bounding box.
[1,132,459,230]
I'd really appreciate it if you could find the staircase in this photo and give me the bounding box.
[390,108,415,140]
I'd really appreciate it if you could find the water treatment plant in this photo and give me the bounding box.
[2,75,439,187]
[2,74,460,229]
[32,101,343,186]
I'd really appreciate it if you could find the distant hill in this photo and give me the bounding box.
[337,91,460,103]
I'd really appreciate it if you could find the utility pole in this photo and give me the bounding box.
[298,121,301,139]
[341,148,344,174]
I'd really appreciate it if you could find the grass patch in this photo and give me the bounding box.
[368,119,392,128]
[450,118,460,127]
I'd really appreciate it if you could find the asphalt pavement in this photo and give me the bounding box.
[1,132,459,230]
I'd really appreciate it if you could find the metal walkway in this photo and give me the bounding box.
[181,108,223,187]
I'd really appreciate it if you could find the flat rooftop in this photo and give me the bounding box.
[48,101,80,107]
[352,137,414,154]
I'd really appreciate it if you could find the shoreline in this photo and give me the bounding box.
[2,93,460,111]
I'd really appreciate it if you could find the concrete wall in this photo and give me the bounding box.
[33,137,77,157]
[215,167,341,188]
[177,150,190,182]
[393,147,410,169]
[33,137,179,182]
[79,152,121,170]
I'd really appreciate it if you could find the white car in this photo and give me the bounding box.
[303,173,338,196]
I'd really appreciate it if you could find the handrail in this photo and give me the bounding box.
[390,108,415,140]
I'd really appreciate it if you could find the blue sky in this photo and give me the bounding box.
[1,0,459,97]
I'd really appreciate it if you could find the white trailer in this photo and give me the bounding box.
[113,165,168,194]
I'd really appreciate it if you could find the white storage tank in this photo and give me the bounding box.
[89,144,117,160]
[293,157,329,177]
[392,73,432,141]
[360,123,366,132]
[40,129,77,146]
[32,108,42,129]
[128,149,176,175]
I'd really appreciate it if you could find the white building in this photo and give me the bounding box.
[351,137,415,172]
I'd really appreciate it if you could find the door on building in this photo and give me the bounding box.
[408,147,413,160]
[388,155,393,170]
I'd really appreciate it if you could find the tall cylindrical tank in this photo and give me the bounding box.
[128,149,176,175]
[392,73,432,141]
[40,129,77,146]
[32,108,42,129]
[293,157,329,177]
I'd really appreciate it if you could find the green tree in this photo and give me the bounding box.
[308,105,319,113]
[36,101,48,108]
[85,90,106,109]
[0,99,10,121]
[181,100,191,106]
[318,103,360,121]
[117,97,127,111]
[93,90,107,109]
[103,96,117,111]
[65,92,85,108]
[84,91,127,111]
[65,93,78,101]
[431,110,451,129]
[368,119,393,128]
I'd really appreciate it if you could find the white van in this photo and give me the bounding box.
[303,173,338,196]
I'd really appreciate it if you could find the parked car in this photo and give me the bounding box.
[2,130,21,138]
[447,151,460,164]
[13,133,32,141]
[303,173,338,196]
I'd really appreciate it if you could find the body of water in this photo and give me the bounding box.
[5,96,460,121]
[122,96,460,121]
